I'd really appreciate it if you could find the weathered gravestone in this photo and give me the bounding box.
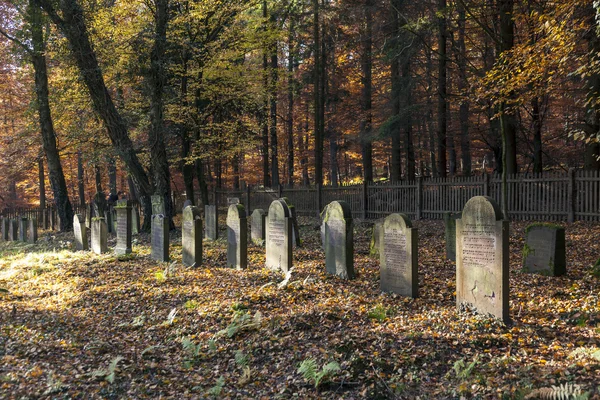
[369,218,385,256]
[204,205,218,240]
[523,224,566,276]
[73,214,88,251]
[182,205,203,267]
[228,197,240,205]
[1,218,9,241]
[226,204,248,269]
[131,205,140,235]
[250,209,267,245]
[444,212,462,261]
[115,200,132,255]
[281,197,301,247]
[456,196,509,323]
[93,193,106,221]
[27,218,37,243]
[111,207,118,233]
[152,195,166,215]
[380,213,418,298]
[323,201,354,279]
[151,214,169,262]
[18,218,27,241]
[91,218,108,254]
[183,200,193,210]
[8,219,17,241]
[266,200,293,272]
[85,204,92,229]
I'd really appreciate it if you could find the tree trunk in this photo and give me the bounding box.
[107,157,117,195]
[287,15,295,187]
[402,57,415,180]
[436,0,447,178]
[360,0,374,183]
[457,3,471,176]
[301,101,310,186]
[390,0,402,181]
[270,33,279,187]
[262,0,270,187]
[30,0,73,231]
[77,151,85,206]
[38,157,46,209]
[313,0,324,186]
[531,97,543,173]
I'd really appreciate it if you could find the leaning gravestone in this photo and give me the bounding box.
[115,200,132,255]
[323,201,354,279]
[456,196,509,323]
[226,204,248,269]
[369,217,385,256]
[281,197,301,247]
[250,209,267,245]
[380,213,418,298]
[204,205,218,240]
[91,218,108,254]
[151,214,169,262]
[523,224,566,276]
[1,218,9,241]
[182,205,203,267]
[73,214,88,251]
[444,212,462,261]
[27,218,37,244]
[18,217,27,241]
[8,219,18,241]
[266,200,293,272]
[131,205,140,235]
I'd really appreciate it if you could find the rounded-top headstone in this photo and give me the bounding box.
[380,213,417,297]
[226,204,247,269]
[462,196,503,223]
[323,200,354,279]
[266,200,293,272]
[227,203,247,219]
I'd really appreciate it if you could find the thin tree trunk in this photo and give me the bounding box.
[270,31,279,187]
[531,97,543,173]
[360,0,373,182]
[457,2,471,176]
[38,157,46,209]
[301,100,310,186]
[436,0,447,178]
[262,0,270,187]
[313,0,324,186]
[402,58,415,180]
[287,15,295,187]
[107,157,117,195]
[390,0,402,181]
[77,151,85,206]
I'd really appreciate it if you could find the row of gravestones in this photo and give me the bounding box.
[0,217,38,244]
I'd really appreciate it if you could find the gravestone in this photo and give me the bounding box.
[380,213,418,298]
[369,218,385,256]
[250,209,267,245]
[281,197,301,247]
[228,197,240,205]
[266,200,292,272]
[115,200,132,255]
[456,196,509,323]
[93,192,106,220]
[523,224,566,276]
[204,205,218,240]
[27,218,37,244]
[85,204,92,229]
[226,204,247,269]
[152,195,166,215]
[182,205,203,267]
[91,218,108,254]
[1,218,9,241]
[444,212,462,261]
[151,214,169,262]
[131,205,140,235]
[18,218,27,241]
[323,201,354,279]
[8,219,18,241]
[73,214,88,251]
[183,199,193,210]
[111,207,118,233]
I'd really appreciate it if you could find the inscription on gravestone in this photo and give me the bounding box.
[74,214,88,251]
[266,200,292,272]
[182,205,202,267]
[323,201,354,279]
[380,213,418,298]
[456,196,509,323]
[151,214,169,262]
[226,204,247,269]
[523,224,566,276]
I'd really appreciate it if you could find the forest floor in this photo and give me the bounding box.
[0,217,599,399]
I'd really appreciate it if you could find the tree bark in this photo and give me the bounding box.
[390,0,402,181]
[456,3,471,176]
[38,157,46,209]
[269,28,279,187]
[436,0,447,178]
[287,15,295,187]
[360,0,374,183]
[262,0,271,187]
[313,0,324,186]
[77,151,85,206]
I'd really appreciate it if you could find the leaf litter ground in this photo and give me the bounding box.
[0,218,599,399]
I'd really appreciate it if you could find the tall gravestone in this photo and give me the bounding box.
[152,195,166,215]
[444,212,462,261]
[523,224,566,276]
[111,207,118,233]
[266,200,293,272]
[18,218,27,241]
[182,205,203,267]
[85,204,92,229]
[115,200,132,255]
[323,201,354,279]
[281,197,301,247]
[226,204,247,269]
[380,213,418,297]
[8,219,18,241]
[73,214,88,251]
[204,205,218,240]
[1,218,9,241]
[91,218,108,254]
[250,209,267,245]
[456,196,509,323]
[151,214,169,262]
[27,218,37,244]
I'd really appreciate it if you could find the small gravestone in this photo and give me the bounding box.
[226,204,247,269]
[18,218,27,241]
[182,205,203,267]
[266,200,292,272]
[131,205,140,235]
[228,197,240,205]
[115,200,132,255]
[152,195,166,216]
[444,212,462,261]
[85,204,92,229]
[151,214,169,262]
[281,197,301,247]
[204,205,218,240]
[380,213,418,297]
[523,224,566,276]
[27,218,37,243]
[8,219,17,241]
[1,218,9,241]
[369,218,385,256]
[93,192,106,220]
[250,209,267,245]
[183,199,193,210]
[74,214,88,251]
[456,196,509,323]
[91,218,108,254]
[323,201,354,279]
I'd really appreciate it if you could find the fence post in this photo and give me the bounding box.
[246,185,251,214]
[416,177,423,220]
[278,184,283,198]
[362,181,368,219]
[483,173,490,197]
[316,183,323,217]
[567,168,575,223]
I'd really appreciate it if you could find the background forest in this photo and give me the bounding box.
[0,0,599,230]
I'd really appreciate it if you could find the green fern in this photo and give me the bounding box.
[234,350,249,367]
[91,356,124,384]
[298,358,341,388]
[207,376,225,396]
[524,383,589,399]
[452,355,479,381]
